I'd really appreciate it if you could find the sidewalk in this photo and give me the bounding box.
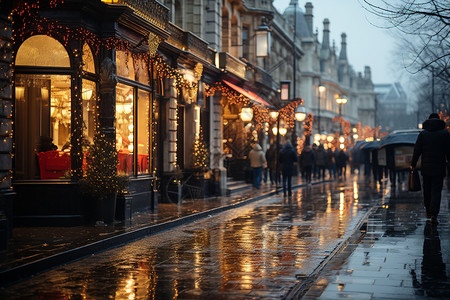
[0,177,325,287]
[301,185,450,299]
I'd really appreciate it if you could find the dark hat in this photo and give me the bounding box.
[428,113,440,119]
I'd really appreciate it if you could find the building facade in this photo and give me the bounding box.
[0,0,378,248]
[375,82,409,132]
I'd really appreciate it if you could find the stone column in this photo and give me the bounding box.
[69,40,84,180]
[98,48,117,143]
[209,92,226,195]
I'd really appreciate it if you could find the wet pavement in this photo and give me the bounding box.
[302,184,450,299]
[3,174,449,299]
[0,175,383,299]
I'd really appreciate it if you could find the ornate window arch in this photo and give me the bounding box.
[14,35,73,180]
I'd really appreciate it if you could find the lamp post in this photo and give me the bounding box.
[336,96,347,136]
[255,17,271,58]
[291,1,298,148]
[318,84,325,134]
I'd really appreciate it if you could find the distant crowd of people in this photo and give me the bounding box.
[248,141,350,197]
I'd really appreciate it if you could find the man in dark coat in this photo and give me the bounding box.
[315,144,327,179]
[335,149,349,179]
[279,141,298,197]
[299,145,315,184]
[411,113,450,224]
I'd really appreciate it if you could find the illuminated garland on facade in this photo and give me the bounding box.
[206,82,269,128]
[276,98,304,128]
[11,0,197,98]
[303,113,314,136]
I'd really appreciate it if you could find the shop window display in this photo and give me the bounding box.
[116,50,152,176]
[14,35,98,180]
[15,74,71,179]
[116,83,135,175]
[137,90,150,174]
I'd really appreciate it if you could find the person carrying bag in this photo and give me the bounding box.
[411,113,450,224]
[408,167,421,192]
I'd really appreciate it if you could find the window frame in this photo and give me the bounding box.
[116,76,153,177]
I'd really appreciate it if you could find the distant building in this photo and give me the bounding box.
[375,82,409,131]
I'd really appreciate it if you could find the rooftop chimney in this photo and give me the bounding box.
[339,33,347,61]
[321,18,330,51]
[305,2,313,36]
[364,66,371,80]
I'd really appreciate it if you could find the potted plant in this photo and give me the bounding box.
[82,132,128,224]
[189,127,210,197]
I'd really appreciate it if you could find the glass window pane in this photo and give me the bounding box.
[15,74,71,180]
[116,50,135,80]
[137,90,150,174]
[15,35,70,67]
[82,80,97,144]
[116,83,134,175]
[82,43,95,74]
[135,58,149,85]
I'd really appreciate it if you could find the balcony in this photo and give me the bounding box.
[166,23,209,62]
[254,66,275,90]
[218,52,246,79]
[101,0,169,30]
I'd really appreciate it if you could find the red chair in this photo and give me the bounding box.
[118,150,133,174]
[37,151,71,179]
[137,154,149,173]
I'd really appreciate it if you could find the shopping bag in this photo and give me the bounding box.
[408,168,421,192]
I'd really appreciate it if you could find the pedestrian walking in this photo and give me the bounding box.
[326,148,336,179]
[335,149,348,179]
[248,143,266,189]
[312,144,318,178]
[265,143,277,186]
[299,145,315,184]
[411,113,450,224]
[278,141,298,197]
[315,144,327,179]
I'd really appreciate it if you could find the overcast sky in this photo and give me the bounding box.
[273,0,402,85]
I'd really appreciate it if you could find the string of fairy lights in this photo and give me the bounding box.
[205,82,270,129]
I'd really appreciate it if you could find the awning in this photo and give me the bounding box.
[223,80,272,108]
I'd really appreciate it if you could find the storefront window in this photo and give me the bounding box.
[137,90,150,174]
[82,43,95,74]
[116,50,136,80]
[116,83,134,175]
[135,58,150,85]
[15,35,70,67]
[15,74,71,180]
[82,79,97,144]
[15,35,73,180]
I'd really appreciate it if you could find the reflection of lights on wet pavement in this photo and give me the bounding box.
[115,273,136,300]
[326,192,332,213]
[353,181,359,202]
[339,192,345,218]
